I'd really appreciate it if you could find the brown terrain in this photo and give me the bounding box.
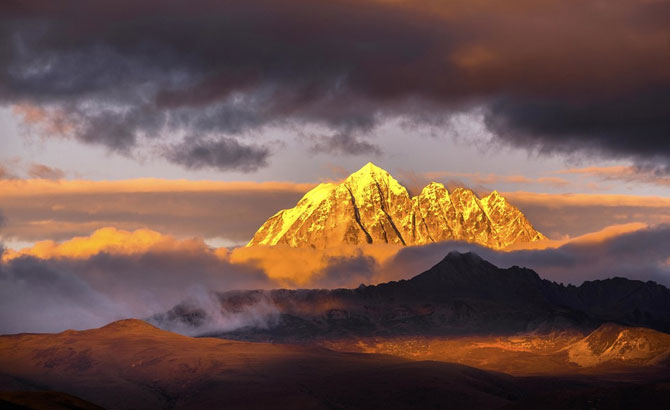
[1,319,670,410]
[321,323,670,376]
[0,319,543,410]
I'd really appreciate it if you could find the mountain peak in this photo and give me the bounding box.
[247,165,546,249]
[346,162,386,180]
[421,181,447,192]
[361,161,385,172]
[100,319,159,332]
[346,162,398,185]
[444,251,484,263]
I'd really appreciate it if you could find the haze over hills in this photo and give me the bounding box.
[156,252,670,341]
[247,163,546,249]
[149,252,670,377]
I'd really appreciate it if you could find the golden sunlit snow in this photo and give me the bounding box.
[248,163,546,249]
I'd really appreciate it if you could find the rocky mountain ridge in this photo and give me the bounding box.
[155,252,670,341]
[247,162,546,249]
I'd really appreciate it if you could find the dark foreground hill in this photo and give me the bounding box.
[2,319,670,410]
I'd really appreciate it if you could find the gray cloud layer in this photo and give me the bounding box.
[164,136,270,172]
[1,0,669,170]
[0,249,273,334]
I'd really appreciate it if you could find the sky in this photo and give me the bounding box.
[0,0,669,333]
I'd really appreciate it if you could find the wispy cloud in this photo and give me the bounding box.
[556,166,670,187]
[0,159,66,181]
[420,171,571,189]
[27,163,66,180]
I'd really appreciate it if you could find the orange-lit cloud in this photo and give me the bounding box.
[229,244,401,286]
[3,222,663,287]
[2,226,400,287]
[0,178,315,195]
[2,227,208,261]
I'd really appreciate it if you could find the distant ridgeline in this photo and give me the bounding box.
[248,162,545,250]
[156,252,670,340]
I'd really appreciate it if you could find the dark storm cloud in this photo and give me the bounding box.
[309,132,382,156]
[1,0,668,169]
[165,136,270,172]
[485,90,670,172]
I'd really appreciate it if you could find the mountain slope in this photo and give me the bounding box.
[0,319,533,410]
[2,320,670,410]
[320,323,670,375]
[566,323,670,367]
[247,162,545,249]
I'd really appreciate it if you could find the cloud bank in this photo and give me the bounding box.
[0,230,273,334]
[2,0,669,170]
[1,224,668,335]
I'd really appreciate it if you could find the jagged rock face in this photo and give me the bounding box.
[247,162,546,249]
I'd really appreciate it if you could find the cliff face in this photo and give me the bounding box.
[247,162,546,249]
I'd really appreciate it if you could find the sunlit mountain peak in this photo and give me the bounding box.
[247,164,546,249]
